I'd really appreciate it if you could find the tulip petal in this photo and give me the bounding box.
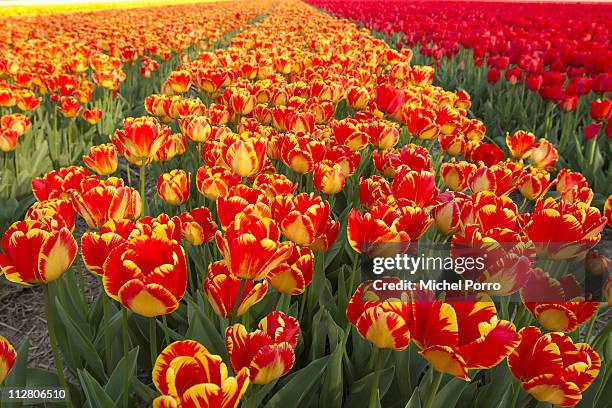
[250,343,295,384]
[38,228,77,283]
[153,340,211,395]
[456,319,519,369]
[533,303,577,332]
[523,374,582,407]
[420,345,469,380]
[153,396,178,408]
[118,280,178,317]
[355,305,410,350]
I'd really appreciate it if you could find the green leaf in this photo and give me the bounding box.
[185,297,225,356]
[243,380,278,408]
[131,377,158,404]
[23,368,83,407]
[105,347,139,404]
[345,366,394,407]
[55,298,107,380]
[78,369,116,408]
[319,338,344,408]
[265,356,329,408]
[405,388,422,408]
[430,377,470,408]
[474,364,512,408]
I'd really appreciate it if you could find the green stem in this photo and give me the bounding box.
[298,288,307,321]
[149,317,157,367]
[583,307,598,343]
[519,395,534,408]
[586,136,598,170]
[126,162,132,187]
[510,379,521,408]
[79,268,86,303]
[347,251,360,297]
[424,369,443,408]
[102,294,111,371]
[121,308,130,408]
[162,315,171,346]
[43,285,72,408]
[277,292,291,314]
[186,249,195,295]
[140,164,146,216]
[368,348,383,408]
[232,278,247,320]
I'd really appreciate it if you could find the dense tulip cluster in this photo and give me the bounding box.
[0,2,270,114]
[309,0,612,111]
[0,1,610,407]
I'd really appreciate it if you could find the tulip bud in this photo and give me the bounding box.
[82,107,103,125]
[178,207,217,246]
[519,168,550,200]
[314,160,346,195]
[432,200,460,235]
[0,336,17,384]
[58,96,81,118]
[440,159,476,192]
[0,128,19,152]
[83,144,118,176]
[157,169,191,206]
[585,250,611,276]
[584,123,602,140]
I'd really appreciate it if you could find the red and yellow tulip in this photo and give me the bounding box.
[103,234,187,317]
[203,260,268,318]
[226,311,299,384]
[0,220,77,285]
[508,326,600,406]
[153,340,249,408]
[0,336,17,384]
[157,169,191,206]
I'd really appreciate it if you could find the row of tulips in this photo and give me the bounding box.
[308,0,612,198]
[1,0,611,407]
[0,1,270,233]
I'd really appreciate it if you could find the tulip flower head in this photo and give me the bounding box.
[103,234,187,317]
[203,260,268,318]
[216,214,294,281]
[178,207,218,246]
[157,169,191,206]
[346,281,411,350]
[83,143,118,176]
[153,340,249,408]
[411,295,519,380]
[0,336,17,384]
[508,326,600,406]
[0,220,77,285]
[226,311,299,384]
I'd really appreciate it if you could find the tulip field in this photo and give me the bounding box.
[0,0,611,407]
